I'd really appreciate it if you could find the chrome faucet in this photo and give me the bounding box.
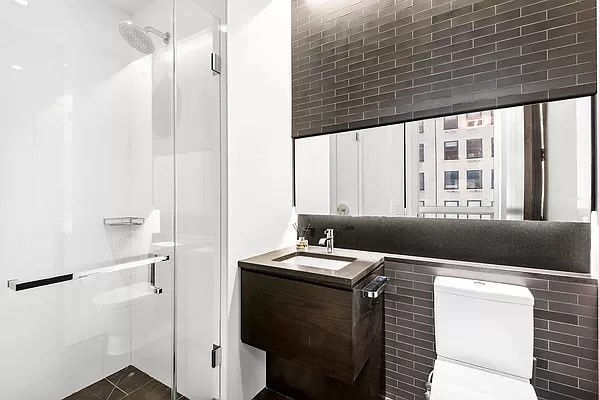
[318,229,334,253]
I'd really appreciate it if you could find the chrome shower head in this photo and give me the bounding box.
[119,21,171,55]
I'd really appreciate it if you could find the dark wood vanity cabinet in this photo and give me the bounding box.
[241,266,384,399]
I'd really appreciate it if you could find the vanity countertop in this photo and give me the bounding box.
[240,245,597,289]
[238,246,384,289]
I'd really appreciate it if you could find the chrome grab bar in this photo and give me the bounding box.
[7,254,169,292]
[361,276,389,298]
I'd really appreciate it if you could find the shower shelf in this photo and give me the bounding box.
[103,217,145,226]
[7,254,169,292]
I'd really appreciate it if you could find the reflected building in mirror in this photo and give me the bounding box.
[414,112,496,220]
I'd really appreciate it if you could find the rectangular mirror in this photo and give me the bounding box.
[295,96,594,222]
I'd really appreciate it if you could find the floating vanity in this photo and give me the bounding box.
[239,247,386,400]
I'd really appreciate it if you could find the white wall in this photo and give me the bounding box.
[227,0,296,398]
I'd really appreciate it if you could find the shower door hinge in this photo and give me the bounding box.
[211,53,221,74]
[211,344,222,368]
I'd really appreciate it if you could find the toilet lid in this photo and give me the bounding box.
[430,359,538,400]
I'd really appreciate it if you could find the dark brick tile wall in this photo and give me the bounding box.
[384,260,599,400]
[291,0,597,138]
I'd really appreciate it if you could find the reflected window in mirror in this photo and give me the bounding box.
[444,141,459,160]
[445,171,459,190]
[444,115,458,130]
[294,96,594,222]
[467,170,483,189]
[467,138,483,159]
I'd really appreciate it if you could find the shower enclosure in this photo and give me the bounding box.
[0,0,223,399]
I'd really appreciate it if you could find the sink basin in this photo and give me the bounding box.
[273,253,356,271]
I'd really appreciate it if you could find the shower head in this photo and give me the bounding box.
[119,21,171,55]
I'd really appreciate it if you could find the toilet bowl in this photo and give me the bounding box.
[429,277,538,400]
[93,282,153,355]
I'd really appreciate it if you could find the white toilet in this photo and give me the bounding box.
[429,276,538,400]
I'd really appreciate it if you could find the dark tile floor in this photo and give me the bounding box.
[63,366,188,400]
[253,388,293,400]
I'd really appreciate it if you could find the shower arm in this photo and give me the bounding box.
[144,26,171,44]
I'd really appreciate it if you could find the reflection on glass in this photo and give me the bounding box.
[444,171,459,190]
[467,138,483,159]
[466,170,483,189]
[444,141,459,160]
[443,115,459,130]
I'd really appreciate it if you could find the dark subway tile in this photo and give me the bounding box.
[548,301,598,319]
[534,309,579,325]
[579,316,599,329]
[531,289,579,304]
[549,281,599,296]
[578,357,599,372]
[549,341,598,361]
[497,11,547,34]
[535,328,578,346]
[432,57,473,74]
[474,27,520,47]
[522,77,578,94]
[536,367,579,388]
[548,382,598,400]
[549,321,598,340]
[453,98,497,113]
[497,51,547,70]
[550,82,596,99]
[523,14,577,37]
[578,337,599,352]
[498,71,547,88]
[291,0,597,138]
[522,55,578,74]
[535,348,579,368]
[451,61,496,78]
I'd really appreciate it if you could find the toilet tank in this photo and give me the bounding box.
[434,277,535,379]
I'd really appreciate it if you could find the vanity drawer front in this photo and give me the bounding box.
[241,266,385,385]
[241,269,355,383]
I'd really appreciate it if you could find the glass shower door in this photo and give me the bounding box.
[0,0,178,398]
[0,0,223,399]
[172,2,222,399]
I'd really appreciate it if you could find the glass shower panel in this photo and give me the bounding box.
[0,0,176,398]
[173,2,222,399]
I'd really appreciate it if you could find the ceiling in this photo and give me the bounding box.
[105,0,150,14]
